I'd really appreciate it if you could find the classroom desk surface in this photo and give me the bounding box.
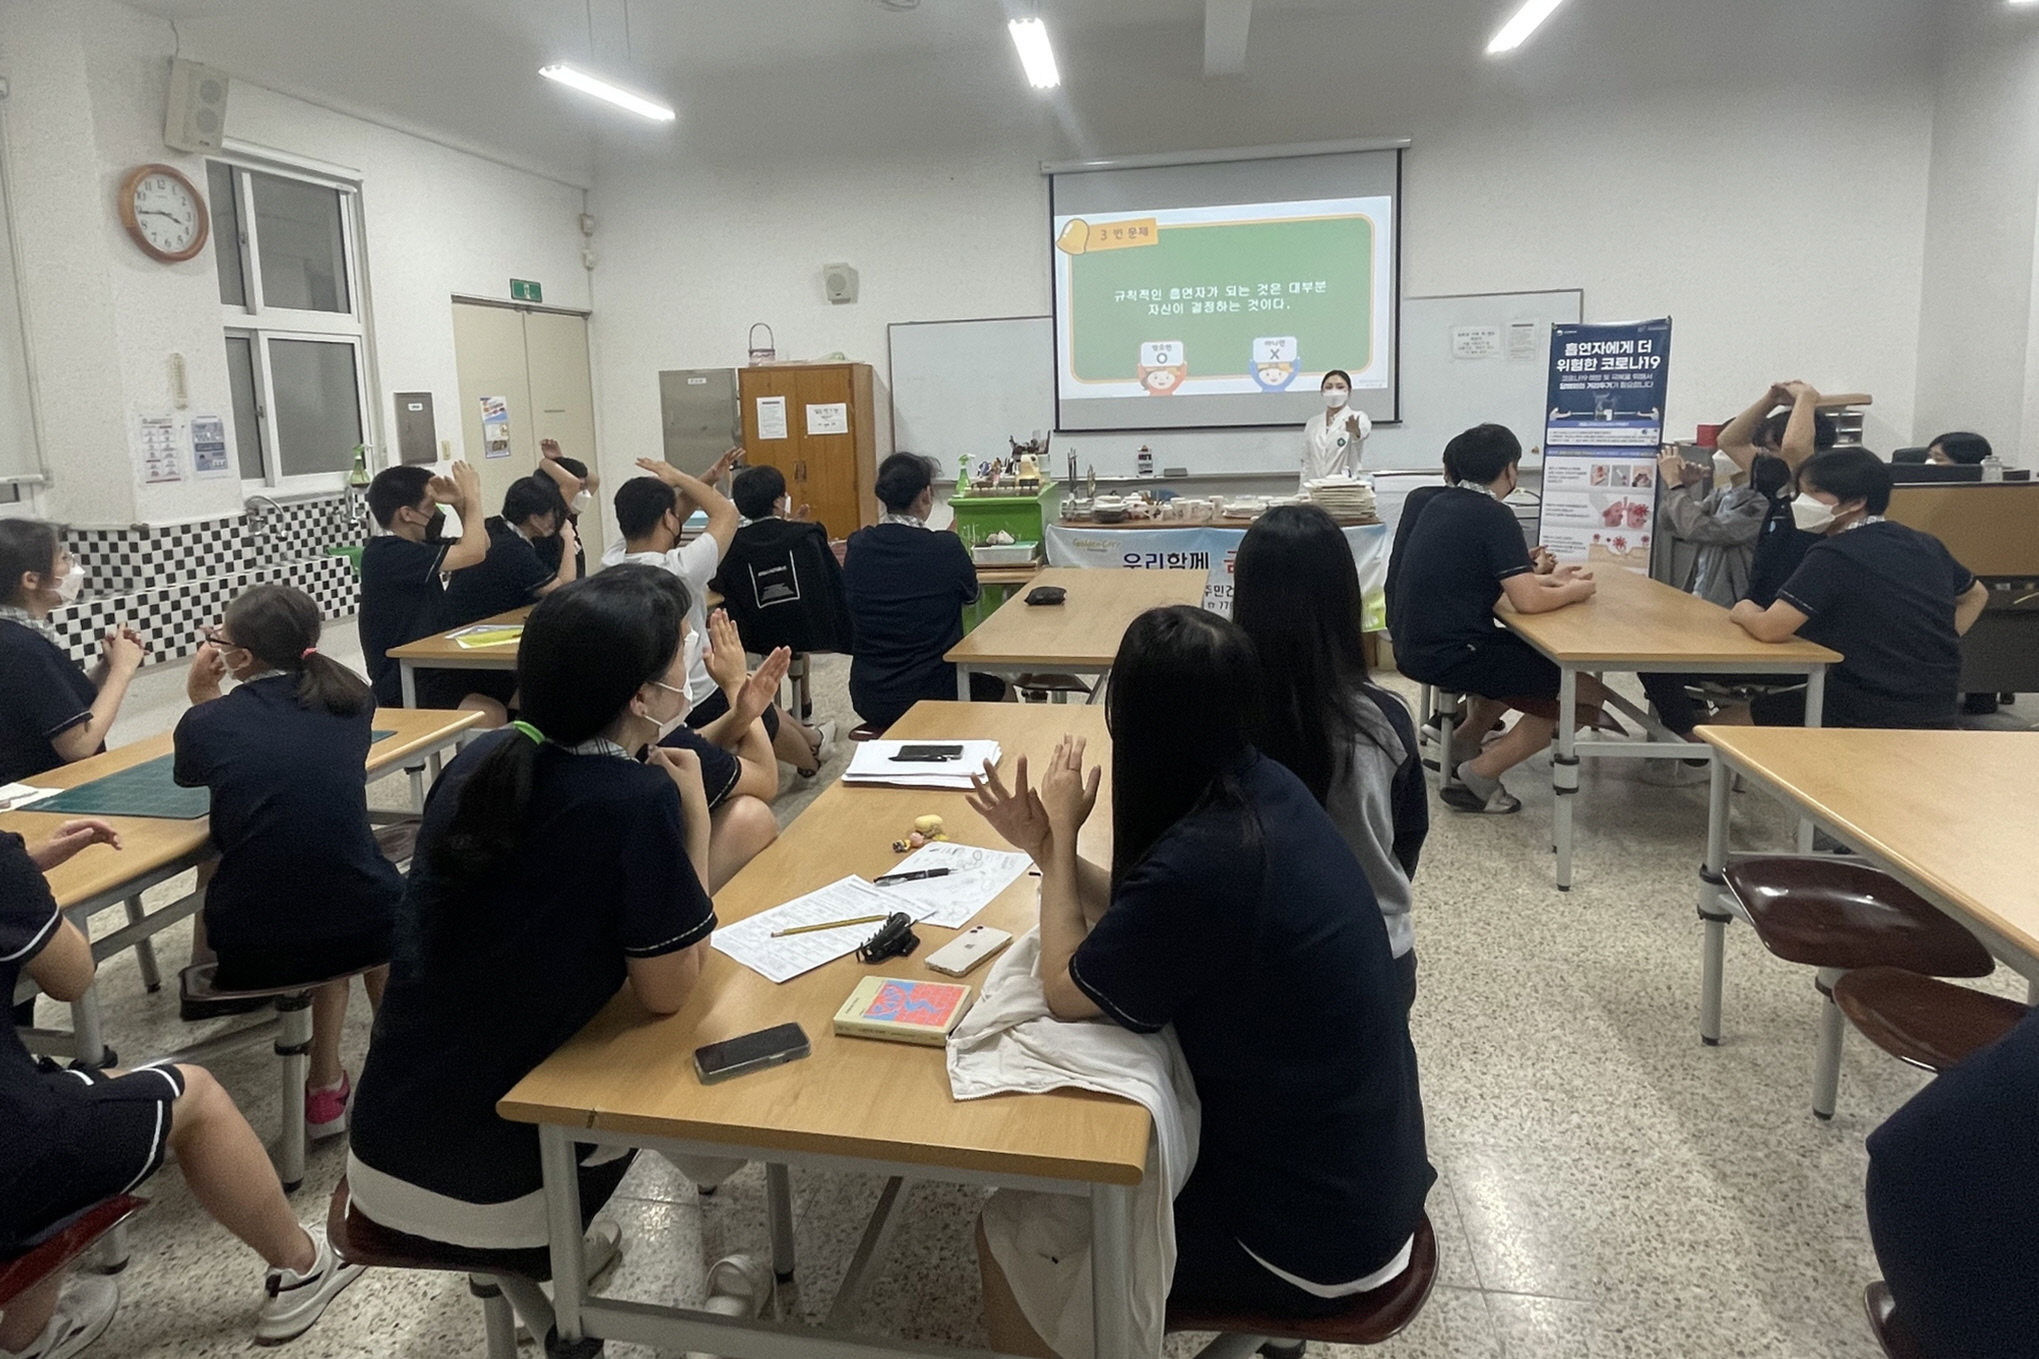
[1502,566,1840,668]
[499,700,1148,1187]
[1697,726,2039,967]
[943,567,1205,674]
[385,606,532,668]
[0,707,482,909]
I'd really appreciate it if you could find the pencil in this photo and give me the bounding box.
[771,913,889,938]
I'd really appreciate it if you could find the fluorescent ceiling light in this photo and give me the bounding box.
[1486,0,1568,54]
[538,63,676,122]
[1008,17,1062,89]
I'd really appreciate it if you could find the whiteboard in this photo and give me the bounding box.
[886,288,1582,480]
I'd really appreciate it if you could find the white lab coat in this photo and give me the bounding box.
[1301,407,1372,487]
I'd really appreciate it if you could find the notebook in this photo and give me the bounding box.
[832,976,974,1047]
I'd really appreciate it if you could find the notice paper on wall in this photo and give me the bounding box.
[806,402,848,436]
[755,395,788,440]
[1451,326,1500,360]
[190,415,231,479]
[479,395,512,459]
[136,414,182,484]
[1507,321,1540,361]
[1535,318,1673,570]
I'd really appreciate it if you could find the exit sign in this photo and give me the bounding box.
[510,278,543,303]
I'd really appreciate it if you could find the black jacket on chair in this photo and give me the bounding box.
[713,518,855,655]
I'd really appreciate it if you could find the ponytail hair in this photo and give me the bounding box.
[436,566,686,882]
[222,584,372,718]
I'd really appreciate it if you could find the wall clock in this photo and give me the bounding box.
[119,163,210,263]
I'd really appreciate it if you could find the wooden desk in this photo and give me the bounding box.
[500,702,1147,1358]
[1499,568,1840,889]
[4,708,481,1065]
[944,566,1206,700]
[386,607,530,707]
[1692,727,2039,1044]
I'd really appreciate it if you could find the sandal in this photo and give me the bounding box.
[795,721,838,779]
[683,1252,775,1359]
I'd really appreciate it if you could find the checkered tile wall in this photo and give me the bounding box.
[51,495,363,667]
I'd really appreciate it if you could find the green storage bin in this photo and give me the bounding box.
[950,482,1059,549]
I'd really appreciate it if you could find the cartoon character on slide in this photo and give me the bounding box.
[1250,337,1300,391]
[1137,341,1187,396]
[1252,360,1298,392]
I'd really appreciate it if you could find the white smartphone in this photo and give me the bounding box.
[925,926,1014,978]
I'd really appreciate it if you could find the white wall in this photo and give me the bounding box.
[1914,0,2039,463]
[587,3,1937,483]
[0,0,589,527]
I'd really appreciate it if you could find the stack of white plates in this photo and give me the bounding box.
[1304,476,1379,519]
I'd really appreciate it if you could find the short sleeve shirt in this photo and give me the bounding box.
[172,677,402,959]
[1743,493,1819,608]
[1385,487,1534,680]
[0,833,65,1164]
[349,731,716,1209]
[603,536,724,704]
[1070,753,1434,1285]
[442,519,556,628]
[358,535,450,706]
[1775,522,1976,728]
[0,620,99,785]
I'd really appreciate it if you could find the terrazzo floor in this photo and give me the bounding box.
[34,620,2034,1359]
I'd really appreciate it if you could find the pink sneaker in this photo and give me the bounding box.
[305,1073,351,1141]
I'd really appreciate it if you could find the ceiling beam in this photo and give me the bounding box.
[1203,0,1253,76]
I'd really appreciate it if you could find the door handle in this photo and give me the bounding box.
[796,460,808,481]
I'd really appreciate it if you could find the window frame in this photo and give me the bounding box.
[211,151,378,495]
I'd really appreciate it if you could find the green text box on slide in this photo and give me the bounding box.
[1067,215,1374,384]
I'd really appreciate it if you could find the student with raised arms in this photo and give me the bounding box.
[358,461,504,721]
[969,606,1432,1355]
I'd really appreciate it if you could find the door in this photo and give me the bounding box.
[451,302,604,560]
[796,366,858,538]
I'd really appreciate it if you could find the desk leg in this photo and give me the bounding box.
[126,897,161,993]
[957,667,973,702]
[766,1162,797,1282]
[63,907,111,1069]
[1796,666,1827,854]
[1553,667,1580,891]
[1090,1183,1134,1359]
[400,661,418,709]
[406,765,426,815]
[1699,756,1733,1046]
[538,1126,590,1344]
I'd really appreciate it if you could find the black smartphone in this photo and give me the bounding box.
[891,744,964,762]
[693,1023,811,1084]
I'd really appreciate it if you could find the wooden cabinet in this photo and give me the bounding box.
[737,363,879,539]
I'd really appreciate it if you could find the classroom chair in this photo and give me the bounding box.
[1830,967,2028,1075]
[1862,1281,1932,1359]
[849,723,889,742]
[1415,686,1468,791]
[1722,858,1995,1120]
[327,1178,575,1359]
[0,1195,147,1319]
[1165,1212,1438,1359]
[1013,672,1094,704]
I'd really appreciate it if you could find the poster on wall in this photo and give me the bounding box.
[755,396,788,440]
[135,413,182,485]
[1535,318,1672,570]
[478,395,512,459]
[805,402,848,436]
[190,415,231,479]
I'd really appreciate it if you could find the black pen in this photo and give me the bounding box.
[873,868,954,886]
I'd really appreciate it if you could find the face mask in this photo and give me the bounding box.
[1324,388,1350,410]
[419,508,447,539]
[53,564,85,604]
[1790,495,1839,533]
[570,491,592,515]
[1712,452,1739,484]
[642,679,690,741]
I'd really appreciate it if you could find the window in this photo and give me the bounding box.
[211,158,371,490]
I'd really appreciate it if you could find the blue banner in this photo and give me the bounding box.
[1538,319,1673,567]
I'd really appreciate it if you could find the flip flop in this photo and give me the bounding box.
[683,1252,775,1359]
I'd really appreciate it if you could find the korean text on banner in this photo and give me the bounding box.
[1536,319,1673,570]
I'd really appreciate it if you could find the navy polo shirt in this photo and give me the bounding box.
[1775,522,1975,728]
[359,536,450,706]
[0,834,64,1164]
[172,676,402,962]
[1070,752,1434,1286]
[1386,487,1533,681]
[350,731,716,1211]
[442,518,555,628]
[842,522,980,728]
[0,619,99,785]
[1743,492,1818,608]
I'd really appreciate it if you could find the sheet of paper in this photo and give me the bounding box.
[756,395,788,440]
[1451,325,1500,360]
[1507,320,1541,361]
[450,624,525,650]
[876,841,1034,929]
[189,415,231,478]
[0,783,58,813]
[711,875,897,984]
[805,402,848,436]
[136,414,182,484]
[843,740,1002,790]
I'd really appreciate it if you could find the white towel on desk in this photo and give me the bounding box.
[946,928,1200,1359]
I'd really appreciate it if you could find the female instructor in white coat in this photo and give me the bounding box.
[1301,368,1371,490]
